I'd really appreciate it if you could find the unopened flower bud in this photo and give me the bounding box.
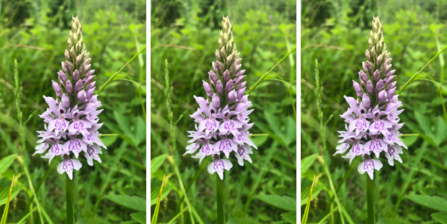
[223,70,230,81]
[87,81,96,89]
[387,70,396,77]
[235,75,245,85]
[77,90,86,102]
[237,70,246,77]
[371,47,376,58]
[388,81,396,90]
[385,64,392,74]
[52,80,62,97]
[226,54,233,66]
[65,50,70,60]
[61,94,70,108]
[378,90,387,102]
[365,50,371,60]
[84,75,95,85]
[87,87,95,100]
[209,70,218,83]
[366,62,373,73]
[216,80,223,94]
[377,55,383,65]
[65,62,72,72]
[385,58,392,66]
[234,64,242,74]
[69,47,76,58]
[66,80,73,95]
[359,70,368,83]
[75,80,83,92]
[373,70,380,81]
[366,80,373,94]
[58,71,67,82]
[362,93,370,108]
[376,79,384,91]
[353,80,362,94]
[228,90,237,102]
[215,50,220,60]
[86,70,95,77]
[203,80,212,97]
[226,80,234,91]
[385,75,395,84]
[239,81,246,89]
[76,54,83,66]
[237,87,246,99]
[73,70,79,82]
[212,94,220,108]
[84,64,91,74]
[387,87,396,99]
[215,61,223,73]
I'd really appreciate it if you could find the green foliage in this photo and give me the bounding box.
[151,0,296,222]
[302,0,447,223]
[0,0,146,222]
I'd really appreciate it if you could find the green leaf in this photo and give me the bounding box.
[150,185,173,205]
[250,135,268,147]
[264,111,281,135]
[151,154,167,175]
[131,212,146,224]
[105,195,146,212]
[284,116,296,147]
[301,154,317,175]
[300,185,323,206]
[432,212,447,224]
[281,212,296,224]
[256,195,296,212]
[406,195,447,212]
[0,186,21,206]
[114,111,131,135]
[0,154,17,177]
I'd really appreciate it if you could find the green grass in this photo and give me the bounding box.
[151,0,296,223]
[0,0,146,222]
[302,0,447,223]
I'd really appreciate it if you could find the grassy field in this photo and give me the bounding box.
[302,0,447,223]
[0,0,146,223]
[150,0,296,223]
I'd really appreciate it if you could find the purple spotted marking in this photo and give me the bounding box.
[363,159,375,172]
[69,138,82,153]
[213,159,225,172]
[51,143,61,155]
[63,159,74,172]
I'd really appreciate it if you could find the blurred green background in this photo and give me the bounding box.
[151,0,296,223]
[0,0,146,223]
[302,0,447,223]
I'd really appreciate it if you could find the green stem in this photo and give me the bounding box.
[247,46,296,94]
[66,175,74,224]
[216,175,225,224]
[398,45,447,94]
[366,175,374,224]
[97,46,146,94]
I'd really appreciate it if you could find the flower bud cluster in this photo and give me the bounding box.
[36,16,106,180]
[335,17,407,180]
[186,17,257,180]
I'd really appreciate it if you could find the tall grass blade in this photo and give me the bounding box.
[0,175,15,224]
[301,174,316,224]
[151,175,166,224]
[247,46,296,94]
[97,46,146,94]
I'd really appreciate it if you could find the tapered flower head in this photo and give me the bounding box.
[35,16,106,180]
[335,16,407,180]
[185,16,257,180]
